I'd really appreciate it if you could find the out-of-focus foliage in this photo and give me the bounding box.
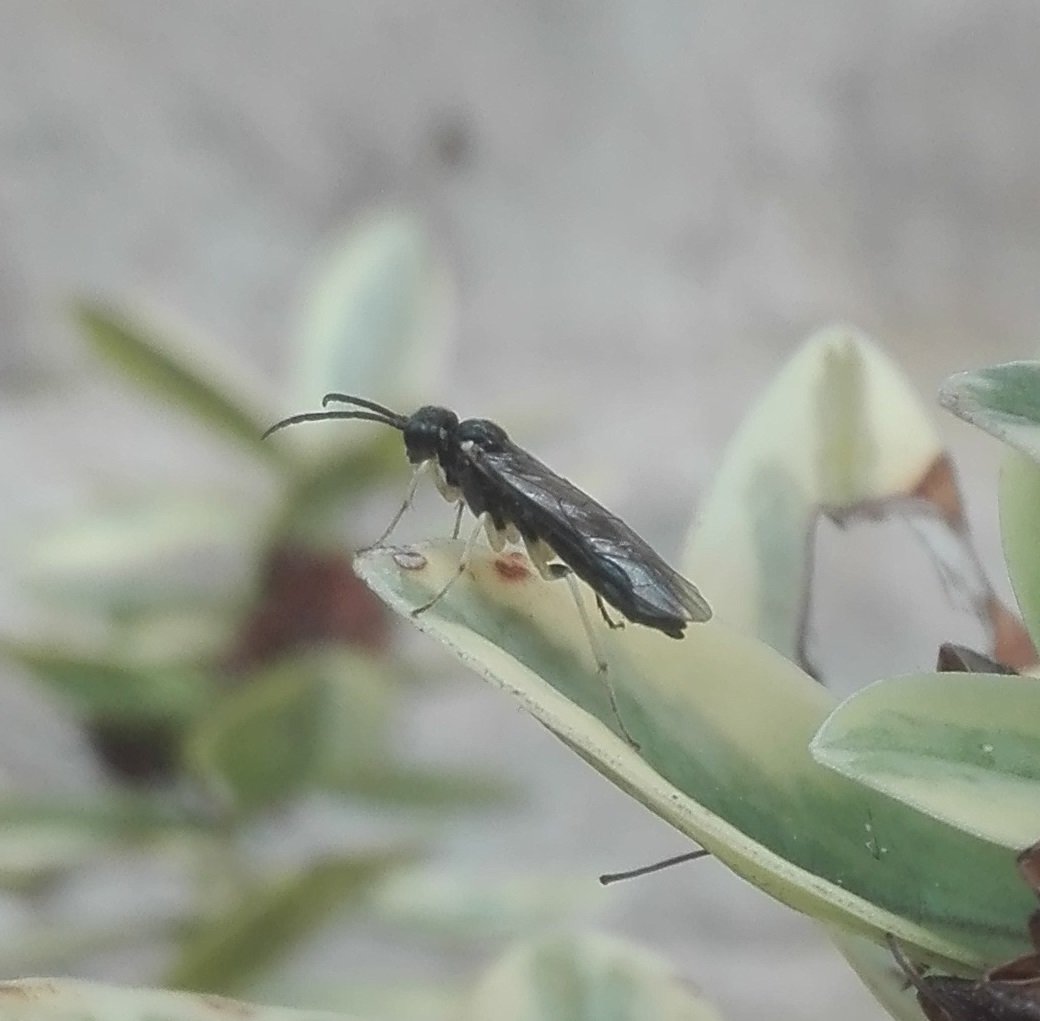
[292,212,452,413]
[457,933,727,1021]
[683,325,1030,674]
[0,980,361,1021]
[3,209,732,1020]
[0,934,729,1021]
[0,212,522,1003]
[165,851,414,994]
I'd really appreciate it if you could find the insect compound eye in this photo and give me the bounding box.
[403,406,458,463]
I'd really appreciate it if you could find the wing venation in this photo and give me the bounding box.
[465,443,711,625]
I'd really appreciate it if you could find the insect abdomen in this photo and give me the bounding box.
[512,505,689,637]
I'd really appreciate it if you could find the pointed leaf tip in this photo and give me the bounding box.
[940,361,1040,463]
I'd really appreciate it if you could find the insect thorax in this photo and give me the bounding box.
[455,418,509,450]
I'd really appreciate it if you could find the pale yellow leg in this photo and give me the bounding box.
[412,513,487,616]
[365,459,434,550]
[523,535,558,580]
[556,566,639,750]
[484,517,508,551]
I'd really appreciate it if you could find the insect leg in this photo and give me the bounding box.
[595,593,625,630]
[411,513,487,617]
[451,501,465,540]
[365,459,434,550]
[522,536,558,580]
[483,517,508,552]
[553,566,638,749]
[599,848,709,886]
[884,936,946,1011]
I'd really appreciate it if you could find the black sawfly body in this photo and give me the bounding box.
[264,394,713,744]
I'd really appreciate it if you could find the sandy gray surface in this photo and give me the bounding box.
[3,3,1040,1019]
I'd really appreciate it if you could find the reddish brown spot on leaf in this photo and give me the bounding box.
[494,552,531,581]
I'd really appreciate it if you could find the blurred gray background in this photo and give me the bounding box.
[3,3,1040,1019]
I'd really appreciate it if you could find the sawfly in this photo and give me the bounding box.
[264,394,713,745]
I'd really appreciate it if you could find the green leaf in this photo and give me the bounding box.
[458,933,727,1021]
[292,212,451,412]
[0,795,200,837]
[185,651,395,815]
[184,663,325,815]
[374,870,600,941]
[0,639,213,722]
[1000,450,1040,653]
[305,651,396,788]
[271,429,403,541]
[251,655,518,812]
[828,929,925,1021]
[355,543,1036,970]
[75,302,280,463]
[331,764,519,810]
[940,360,1040,463]
[267,982,458,1021]
[165,852,409,994]
[810,671,1040,849]
[23,498,253,588]
[0,978,361,1021]
[22,499,249,578]
[0,916,184,976]
[682,325,1005,670]
[0,796,201,889]
[106,604,237,665]
[683,329,1035,1013]
[14,604,235,675]
[0,823,107,888]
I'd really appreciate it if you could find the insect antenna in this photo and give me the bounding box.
[321,393,407,425]
[261,409,404,440]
